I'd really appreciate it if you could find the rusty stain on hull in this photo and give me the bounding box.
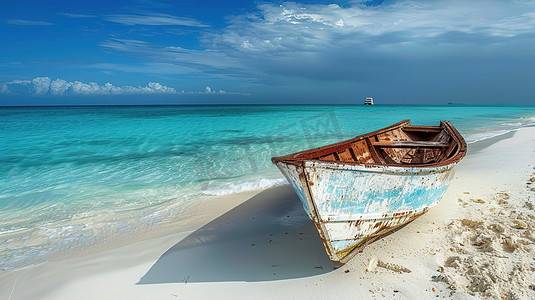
[272,120,466,263]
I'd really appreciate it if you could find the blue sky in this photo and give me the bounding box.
[1,0,535,105]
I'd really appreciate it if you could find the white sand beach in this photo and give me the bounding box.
[1,127,534,300]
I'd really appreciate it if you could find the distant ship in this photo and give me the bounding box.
[364,97,374,105]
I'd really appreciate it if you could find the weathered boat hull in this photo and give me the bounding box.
[275,160,458,262]
[272,120,466,262]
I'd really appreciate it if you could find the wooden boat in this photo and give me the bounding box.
[272,120,466,263]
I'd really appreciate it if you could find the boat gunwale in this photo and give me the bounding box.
[271,119,467,169]
[302,160,458,175]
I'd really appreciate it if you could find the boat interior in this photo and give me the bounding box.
[276,120,466,167]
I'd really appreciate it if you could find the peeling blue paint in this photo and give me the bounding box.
[275,159,459,261]
[331,240,356,253]
[306,165,454,221]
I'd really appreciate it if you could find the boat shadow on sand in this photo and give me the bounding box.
[137,185,336,284]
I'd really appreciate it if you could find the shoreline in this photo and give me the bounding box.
[2,107,535,273]
[1,126,535,299]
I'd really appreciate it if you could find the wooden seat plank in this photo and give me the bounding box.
[372,140,449,148]
[402,126,442,133]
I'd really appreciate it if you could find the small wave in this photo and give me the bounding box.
[466,116,535,143]
[201,178,288,196]
[502,122,522,127]
[0,207,174,271]
[521,116,535,123]
[465,129,516,144]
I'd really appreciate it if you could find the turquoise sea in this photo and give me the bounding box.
[1,105,535,270]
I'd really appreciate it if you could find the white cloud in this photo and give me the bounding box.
[142,82,177,94]
[483,12,535,37]
[48,78,177,95]
[6,79,31,85]
[2,77,249,96]
[177,85,249,95]
[98,0,535,77]
[204,0,535,55]
[0,85,9,94]
[50,79,71,95]
[89,62,198,75]
[105,13,209,27]
[6,19,54,26]
[32,77,51,95]
[58,12,97,18]
[0,62,23,68]
[100,39,246,76]
[99,39,149,52]
[7,77,177,96]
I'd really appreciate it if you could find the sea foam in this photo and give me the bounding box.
[202,178,288,196]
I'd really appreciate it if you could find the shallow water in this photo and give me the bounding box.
[1,104,534,270]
